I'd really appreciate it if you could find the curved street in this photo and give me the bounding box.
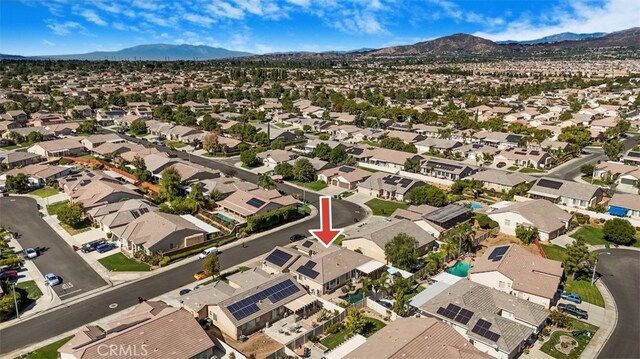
[595,249,640,359]
[0,144,367,355]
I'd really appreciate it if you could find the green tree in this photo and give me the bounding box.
[440,222,476,256]
[129,119,147,135]
[274,162,294,180]
[563,239,596,279]
[131,155,151,181]
[270,139,285,150]
[384,232,418,270]
[407,185,447,207]
[27,131,43,143]
[313,143,331,160]
[153,104,173,121]
[603,218,636,245]
[203,132,219,154]
[0,288,20,320]
[159,167,182,201]
[424,250,444,275]
[200,114,218,131]
[345,308,366,334]
[558,125,591,150]
[240,149,259,167]
[293,158,315,182]
[580,164,595,177]
[257,173,276,189]
[79,120,97,134]
[603,140,625,161]
[549,310,571,328]
[393,289,407,316]
[515,225,539,244]
[328,147,347,164]
[188,183,206,205]
[403,158,420,173]
[203,253,220,278]
[57,202,84,228]
[5,173,29,193]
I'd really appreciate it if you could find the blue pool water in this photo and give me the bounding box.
[470,202,483,210]
[446,261,473,277]
[214,213,237,223]
[341,289,364,303]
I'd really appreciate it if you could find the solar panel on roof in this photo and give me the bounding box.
[227,279,300,320]
[265,249,293,267]
[399,178,413,187]
[246,198,266,208]
[536,178,563,190]
[628,152,640,158]
[454,309,474,325]
[471,319,500,342]
[304,260,317,268]
[340,166,355,173]
[302,240,313,248]
[488,246,509,262]
[436,303,463,320]
[530,150,539,155]
[297,265,319,279]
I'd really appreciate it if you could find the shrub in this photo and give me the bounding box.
[0,257,24,267]
[245,206,303,233]
[159,256,171,267]
[603,218,636,245]
[475,214,499,229]
[326,322,343,334]
[59,158,74,165]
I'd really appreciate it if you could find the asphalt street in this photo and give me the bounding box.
[0,197,106,299]
[595,249,640,359]
[0,142,366,355]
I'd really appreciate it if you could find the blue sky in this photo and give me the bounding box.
[1,0,638,56]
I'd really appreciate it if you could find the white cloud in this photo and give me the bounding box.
[184,13,216,27]
[93,1,122,14]
[140,13,175,27]
[427,0,503,27]
[285,0,310,7]
[41,39,55,46]
[476,0,640,41]
[47,21,84,35]
[80,9,108,26]
[333,10,385,35]
[113,22,140,32]
[131,0,165,11]
[207,1,245,19]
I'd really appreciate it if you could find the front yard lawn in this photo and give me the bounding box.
[61,219,92,236]
[541,244,567,261]
[520,167,546,173]
[340,191,354,198]
[18,336,73,359]
[365,198,408,216]
[564,277,604,307]
[291,180,328,191]
[321,317,386,350]
[16,280,43,302]
[274,122,291,128]
[28,187,60,198]
[540,319,599,359]
[164,140,186,148]
[506,166,519,171]
[571,225,640,247]
[357,166,379,173]
[46,201,69,216]
[98,253,151,272]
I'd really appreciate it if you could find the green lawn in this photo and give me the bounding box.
[571,225,640,247]
[60,219,93,235]
[98,253,151,272]
[506,166,519,171]
[46,201,69,216]
[291,180,328,191]
[540,319,599,359]
[565,277,605,307]
[358,166,379,173]
[16,280,43,302]
[28,187,60,198]
[581,176,607,186]
[520,167,546,173]
[18,336,73,359]
[321,317,386,350]
[164,140,187,148]
[365,198,408,216]
[274,122,291,128]
[333,235,345,246]
[541,244,567,261]
[340,191,354,198]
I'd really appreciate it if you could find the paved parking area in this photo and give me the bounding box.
[0,196,107,300]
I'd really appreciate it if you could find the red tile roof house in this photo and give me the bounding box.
[58,301,215,359]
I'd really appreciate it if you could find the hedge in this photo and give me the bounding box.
[475,213,499,229]
[245,206,304,233]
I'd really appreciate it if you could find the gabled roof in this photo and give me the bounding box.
[344,219,436,250]
[528,177,601,201]
[289,245,372,285]
[488,199,572,233]
[469,169,535,187]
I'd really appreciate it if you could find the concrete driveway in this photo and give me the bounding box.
[0,196,107,300]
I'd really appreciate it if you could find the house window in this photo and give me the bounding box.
[169,243,175,249]
[499,281,506,288]
[211,313,217,321]
[504,219,511,226]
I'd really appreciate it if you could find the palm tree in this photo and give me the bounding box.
[440,240,459,262]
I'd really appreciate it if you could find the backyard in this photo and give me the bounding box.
[98,253,151,272]
[365,198,408,217]
[540,318,599,359]
[570,225,640,248]
[28,187,60,198]
[16,336,73,359]
[321,317,386,350]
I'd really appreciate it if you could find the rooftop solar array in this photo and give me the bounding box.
[536,178,563,190]
[506,134,523,143]
[488,246,509,262]
[227,279,300,321]
[530,150,539,155]
[425,160,462,172]
[471,319,501,342]
[265,249,293,267]
[246,198,266,208]
[296,260,319,279]
[131,207,150,219]
[301,240,314,248]
[423,204,471,224]
[339,166,355,173]
[627,151,640,158]
[436,304,474,325]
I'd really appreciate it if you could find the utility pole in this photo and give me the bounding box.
[12,282,19,319]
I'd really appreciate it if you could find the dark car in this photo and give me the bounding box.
[289,234,306,242]
[0,269,18,280]
[572,330,592,337]
[81,240,106,253]
[179,289,192,296]
[96,243,116,253]
[557,303,588,320]
[376,300,393,309]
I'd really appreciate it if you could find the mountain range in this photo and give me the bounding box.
[1,27,638,60]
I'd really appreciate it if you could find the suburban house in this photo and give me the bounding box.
[61,174,142,210]
[414,138,462,154]
[477,132,524,149]
[181,270,313,340]
[622,149,640,166]
[357,172,424,202]
[493,148,552,169]
[28,138,85,159]
[420,157,478,180]
[469,170,535,192]
[0,151,43,169]
[257,149,297,168]
[87,199,158,233]
[58,301,215,359]
[342,219,437,266]
[3,164,70,186]
[419,280,549,359]
[418,204,474,239]
[113,211,207,255]
[359,147,424,173]
[3,126,55,142]
[67,105,92,119]
[593,161,640,193]
[487,199,572,241]
[452,143,501,163]
[198,177,257,200]
[345,317,491,359]
[216,189,298,219]
[527,177,604,210]
[96,107,126,124]
[608,193,640,219]
[390,204,438,221]
[317,165,372,190]
[80,133,125,151]
[469,244,563,308]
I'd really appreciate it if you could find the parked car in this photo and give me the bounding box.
[96,243,116,253]
[560,292,582,304]
[572,330,592,337]
[557,303,588,320]
[44,272,61,286]
[274,178,284,183]
[194,271,208,281]
[0,269,18,280]
[179,289,192,296]
[81,240,106,253]
[198,247,218,259]
[376,299,393,309]
[289,234,306,242]
[24,248,38,259]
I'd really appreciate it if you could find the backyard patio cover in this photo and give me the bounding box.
[284,293,317,312]
[356,259,385,274]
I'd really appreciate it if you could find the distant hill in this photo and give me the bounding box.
[0,54,30,60]
[368,33,504,56]
[497,32,607,44]
[3,44,252,61]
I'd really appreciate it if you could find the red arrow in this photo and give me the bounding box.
[309,196,343,247]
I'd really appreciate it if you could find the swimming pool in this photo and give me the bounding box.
[470,202,483,210]
[341,289,364,303]
[446,261,472,277]
[214,213,237,224]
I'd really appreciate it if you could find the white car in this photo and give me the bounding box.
[24,248,38,259]
[44,273,60,286]
[198,247,218,259]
